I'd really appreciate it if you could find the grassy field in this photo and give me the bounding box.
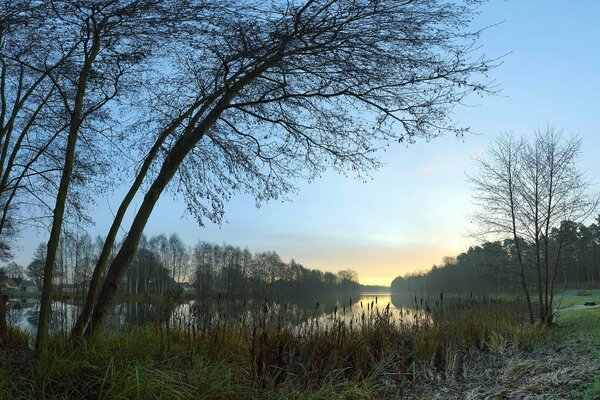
[432,288,600,309]
[553,289,600,308]
[555,306,600,399]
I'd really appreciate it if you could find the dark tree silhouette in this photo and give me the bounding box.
[190,241,360,297]
[392,218,600,308]
[82,0,498,334]
[13,0,204,353]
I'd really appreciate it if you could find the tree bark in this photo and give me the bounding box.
[35,31,101,354]
[0,289,7,344]
[508,148,535,324]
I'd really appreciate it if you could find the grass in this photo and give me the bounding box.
[0,298,539,399]
[554,307,600,399]
[428,288,600,308]
[552,289,600,308]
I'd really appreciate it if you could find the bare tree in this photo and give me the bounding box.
[337,269,359,283]
[4,261,23,279]
[68,0,499,334]
[471,129,598,325]
[70,0,215,338]
[168,234,189,286]
[29,0,192,353]
[0,3,68,258]
[470,134,535,323]
[26,243,46,289]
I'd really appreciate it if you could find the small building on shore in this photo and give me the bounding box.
[19,280,38,293]
[2,279,17,291]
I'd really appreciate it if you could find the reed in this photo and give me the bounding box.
[0,297,542,399]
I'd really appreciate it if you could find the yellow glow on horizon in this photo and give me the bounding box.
[359,276,395,287]
[283,240,467,288]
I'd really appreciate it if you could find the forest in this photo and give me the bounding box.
[392,217,600,297]
[2,233,362,298]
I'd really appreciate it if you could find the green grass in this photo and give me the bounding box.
[555,307,600,399]
[434,288,600,308]
[552,289,600,308]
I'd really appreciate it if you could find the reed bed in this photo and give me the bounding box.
[0,297,544,399]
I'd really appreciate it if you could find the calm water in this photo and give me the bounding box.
[5,293,424,335]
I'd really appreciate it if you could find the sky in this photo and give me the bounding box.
[14,1,600,286]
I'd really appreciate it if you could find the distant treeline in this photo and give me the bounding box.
[392,218,600,297]
[8,232,363,297]
[18,233,190,296]
[192,242,361,298]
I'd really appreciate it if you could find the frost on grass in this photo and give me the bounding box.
[409,345,599,399]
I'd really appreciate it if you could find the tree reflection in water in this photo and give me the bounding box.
[5,293,432,337]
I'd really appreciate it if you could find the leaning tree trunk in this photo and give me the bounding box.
[86,52,283,334]
[86,146,186,334]
[71,123,179,337]
[73,98,213,338]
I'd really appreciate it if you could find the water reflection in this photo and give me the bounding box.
[5,293,425,335]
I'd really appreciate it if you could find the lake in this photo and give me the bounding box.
[5,292,427,336]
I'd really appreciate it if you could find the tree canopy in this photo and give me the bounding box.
[2,0,498,345]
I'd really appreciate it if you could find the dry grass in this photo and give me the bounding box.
[0,298,545,399]
[408,345,598,399]
[407,309,600,400]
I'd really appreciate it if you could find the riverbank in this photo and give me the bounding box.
[1,297,598,399]
[0,299,533,399]
[408,300,600,399]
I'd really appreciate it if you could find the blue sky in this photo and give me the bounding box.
[15,1,600,285]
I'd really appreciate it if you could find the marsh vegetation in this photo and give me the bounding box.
[0,0,599,398]
[1,294,543,399]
